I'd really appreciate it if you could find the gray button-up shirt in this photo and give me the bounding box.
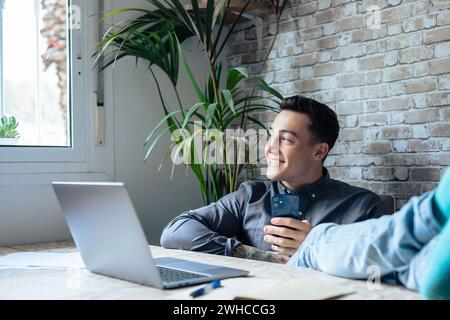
[160,168,387,256]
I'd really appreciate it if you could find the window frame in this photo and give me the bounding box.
[0,0,114,179]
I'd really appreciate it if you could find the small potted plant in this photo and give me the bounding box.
[0,115,20,145]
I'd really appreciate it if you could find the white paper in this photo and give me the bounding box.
[234,279,354,300]
[0,252,85,269]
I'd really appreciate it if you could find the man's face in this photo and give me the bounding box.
[264,110,321,184]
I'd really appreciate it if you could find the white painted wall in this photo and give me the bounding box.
[110,0,209,245]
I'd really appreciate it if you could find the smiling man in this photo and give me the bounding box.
[160,95,387,263]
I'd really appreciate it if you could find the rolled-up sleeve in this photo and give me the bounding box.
[160,183,250,256]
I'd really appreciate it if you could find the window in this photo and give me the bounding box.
[0,0,113,178]
[0,0,70,147]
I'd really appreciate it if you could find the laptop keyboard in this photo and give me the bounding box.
[157,266,204,283]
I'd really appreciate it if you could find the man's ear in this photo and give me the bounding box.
[313,143,329,161]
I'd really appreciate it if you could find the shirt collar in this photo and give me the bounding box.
[278,168,331,198]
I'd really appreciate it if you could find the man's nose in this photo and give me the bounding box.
[267,133,280,154]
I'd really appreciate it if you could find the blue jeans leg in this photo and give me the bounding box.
[395,236,439,291]
[288,192,442,283]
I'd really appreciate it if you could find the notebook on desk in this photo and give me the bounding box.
[233,279,354,300]
[52,182,249,289]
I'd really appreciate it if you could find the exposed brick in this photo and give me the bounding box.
[314,8,339,24]
[333,0,354,6]
[366,100,380,112]
[435,42,450,59]
[367,71,382,84]
[346,115,358,127]
[430,92,450,107]
[387,22,403,36]
[292,54,318,67]
[388,0,402,6]
[359,113,388,127]
[343,87,361,100]
[439,77,450,90]
[430,123,450,137]
[228,0,450,201]
[314,62,343,76]
[336,101,365,115]
[352,28,387,42]
[324,22,338,35]
[379,96,410,111]
[429,153,450,165]
[423,14,436,29]
[294,79,321,92]
[335,154,382,166]
[429,57,450,75]
[300,26,324,41]
[404,78,437,94]
[385,183,421,196]
[274,70,299,83]
[339,128,363,141]
[420,182,439,194]
[410,168,442,181]
[393,167,409,181]
[404,109,439,124]
[339,73,366,87]
[412,125,431,139]
[363,141,392,154]
[348,141,362,153]
[319,0,332,10]
[279,20,298,33]
[399,47,434,64]
[383,66,413,82]
[364,167,394,181]
[441,107,450,120]
[292,2,318,17]
[339,16,364,31]
[424,25,450,44]
[414,62,429,77]
[403,17,424,33]
[381,5,413,24]
[381,126,412,139]
[360,55,385,70]
[318,51,332,62]
[407,139,440,152]
[316,36,339,50]
[412,0,432,15]
[437,11,450,26]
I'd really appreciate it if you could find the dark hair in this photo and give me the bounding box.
[280,95,340,153]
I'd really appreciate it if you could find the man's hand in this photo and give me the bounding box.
[233,244,290,264]
[263,218,313,256]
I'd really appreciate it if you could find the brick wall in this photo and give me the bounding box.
[228,0,450,209]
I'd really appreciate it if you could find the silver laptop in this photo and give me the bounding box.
[52,182,249,289]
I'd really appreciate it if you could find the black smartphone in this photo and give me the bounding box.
[271,194,301,219]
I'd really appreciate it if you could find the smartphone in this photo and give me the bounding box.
[271,194,301,219]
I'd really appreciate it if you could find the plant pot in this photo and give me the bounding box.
[0,138,19,146]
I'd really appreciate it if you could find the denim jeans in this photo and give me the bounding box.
[288,191,443,291]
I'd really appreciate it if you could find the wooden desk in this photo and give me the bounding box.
[0,241,421,300]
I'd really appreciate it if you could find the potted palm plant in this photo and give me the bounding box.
[95,0,287,205]
[0,115,20,145]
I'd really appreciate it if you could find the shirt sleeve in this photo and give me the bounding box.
[361,193,389,220]
[160,182,251,256]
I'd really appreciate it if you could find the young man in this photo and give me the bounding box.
[160,96,387,263]
[287,166,450,299]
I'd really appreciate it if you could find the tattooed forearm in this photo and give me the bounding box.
[233,244,289,264]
